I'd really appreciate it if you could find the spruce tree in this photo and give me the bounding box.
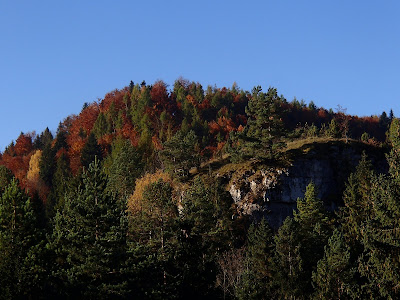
[127,179,178,298]
[357,174,400,299]
[176,176,220,298]
[293,182,331,296]
[92,112,109,139]
[312,229,357,299]
[271,217,304,299]
[0,165,13,193]
[50,152,72,212]
[160,130,199,178]
[236,219,274,300]
[230,86,286,162]
[0,179,45,298]
[339,152,374,249]
[39,141,56,186]
[49,158,128,298]
[81,132,103,169]
[107,139,143,199]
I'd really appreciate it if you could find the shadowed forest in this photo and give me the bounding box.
[0,79,399,299]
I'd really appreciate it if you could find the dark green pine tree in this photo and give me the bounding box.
[50,152,72,212]
[107,139,143,199]
[271,217,304,299]
[131,85,151,129]
[230,86,286,162]
[293,181,331,296]
[54,128,68,152]
[127,179,178,299]
[49,158,128,298]
[0,165,13,193]
[92,112,110,139]
[160,130,200,178]
[39,139,56,187]
[294,181,329,233]
[357,173,400,299]
[350,124,400,299]
[33,127,53,150]
[81,132,103,169]
[339,152,374,250]
[236,218,274,300]
[387,117,400,186]
[0,179,45,299]
[312,229,358,299]
[176,176,220,298]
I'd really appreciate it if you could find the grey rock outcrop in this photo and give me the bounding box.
[225,141,387,228]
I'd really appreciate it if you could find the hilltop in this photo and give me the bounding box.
[1,78,399,299]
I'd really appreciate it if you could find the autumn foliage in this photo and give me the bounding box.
[0,78,392,205]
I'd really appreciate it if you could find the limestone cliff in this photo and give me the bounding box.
[218,140,388,228]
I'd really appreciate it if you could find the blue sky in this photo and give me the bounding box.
[1,0,399,151]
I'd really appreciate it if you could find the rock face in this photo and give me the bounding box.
[226,141,387,228]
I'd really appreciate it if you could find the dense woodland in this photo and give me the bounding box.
[0,78,399,299]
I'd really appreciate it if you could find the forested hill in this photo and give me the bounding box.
[0,78,399,299]
[0,79,391,199]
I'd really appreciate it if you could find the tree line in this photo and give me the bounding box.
[0,79,398,298]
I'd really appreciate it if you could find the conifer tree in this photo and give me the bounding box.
[312,229,357,299]
[293,182,331,296]
[230,86,286,162]
[160,130,199,178]
[54,129,68,152]
[339,152,374,249]
[176,176,220,298]
[0,179,45,298]
[50,152,72,212]
[127,179,178,298]
[81,132,103,169]
[236,219,274,300]
[357,173,400,299]
[49,158,128,298]
[107,139,143,199]
[0,165,13,193]
[39,140,55,186]
[92,112,109,139]
[387,117,400,185]
[271,217,304,299]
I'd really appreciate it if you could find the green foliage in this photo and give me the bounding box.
[294,182,329,233]
[312,229,357,299]
[293,182,331,296]
[229,86,286,162]
[0,165,13,193]
[48,152,72,214]
[49,158,128,298]
[131,85,151,129]
[357,173,400,298]
[0,179,45,298]
[128,179,178,298]
[33,127,53,149]
[361,131,370,142]
[81,132,103,169]
[160,130,200,178]
[107,139,143,198]
[272,217,304,299]
[387,118,400,185]
[327,118,340,138]
[39,141,55,186]
[92,112,109,138]
[54,129,68,151]
[175,176,221,298]
[236,219,274,300]
[339,152,374,247]
[2,78,400,299]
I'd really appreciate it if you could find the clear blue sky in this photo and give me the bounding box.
[1,0,399,151]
